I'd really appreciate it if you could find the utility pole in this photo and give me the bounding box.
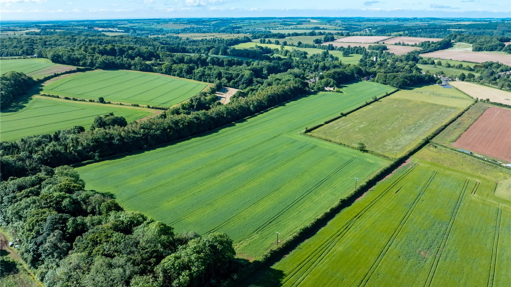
[355,177,359,189]
[276,232,280,246]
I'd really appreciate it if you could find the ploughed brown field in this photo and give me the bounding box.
[420,50,511,65]
[323,42,420,55]
[381,36,442,45]
[453,107,511,162]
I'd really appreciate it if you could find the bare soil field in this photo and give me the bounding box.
[217,87,239,104]
[449,81,511,105]
[453,107,511,163]
[381,36,442,45]
[323,42,420,55]
[420,50,511,65]
[334,36,392,43]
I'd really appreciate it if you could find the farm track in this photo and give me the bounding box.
[423,179,470,287]
[487,206,502,287]
[282,163,418,286]
[358,171,437,287]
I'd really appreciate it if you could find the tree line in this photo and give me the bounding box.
[0,166,241,286]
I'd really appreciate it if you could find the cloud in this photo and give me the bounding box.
[184,0,224,7]
[363,1,381,6]
[0,0,46,3]
[144,0,154,3]
[430,4,455,9]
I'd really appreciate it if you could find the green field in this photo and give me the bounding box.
[77,82,394,259]
[0,97,153,142]
[254,145,511,286]
[0,58,76,79]
[42,70,208,107]
[309,85,473,158]
[232,42,361,64]
[418,64,480,78]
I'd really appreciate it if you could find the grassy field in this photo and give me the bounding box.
[417,64,480,78]
[309,85,473,158]
[434,102,490,146]
[0,97,153,142]
[232,42,361,64]
[0,58,76,79]
[253,145,511,286]
[77,82,394,259]
[42,70,208,107]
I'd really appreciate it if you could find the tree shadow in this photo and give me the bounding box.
[238,264,285,287]
[0,84,42,113]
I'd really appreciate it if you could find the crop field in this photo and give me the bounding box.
[449,81,511,105]
[447,42,473,51]
[382,37,442,45]
[420,50,511,65]
[170,33,249,39]
[453,107,511,163]
[77,82,394,259]
[417,64,480,78]
[0,97,153,142]
[309,85,473,158]
[434,102,490,146]
[232,42,361,63]
[0,58,76,79]
[42,70,208,107]
[322,42,420,55]
[334,36,392,43]
[254,145,511,287]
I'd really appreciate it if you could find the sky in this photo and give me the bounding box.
[1,0,510,20]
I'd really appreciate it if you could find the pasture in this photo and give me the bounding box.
[420,50,511,65]
[453,107,511,163]
[42,70,208,107]
[309,85,473,158]
[322,42,420,55]
[0,97,153,142]
[417,64,480,79]
[255,146,511,287]
[449,81,511,105]
[0,58,76,79]
[77,82,394,259]
[232,42,362,63]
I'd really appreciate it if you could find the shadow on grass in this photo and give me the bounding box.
[0,85,42,113]
[238,264,284,287]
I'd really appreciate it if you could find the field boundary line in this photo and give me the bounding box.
[281,163,418,286]
[303,88,399,134]
[488,206,502,287]
[423,179,470,287]
[358,171,436,287]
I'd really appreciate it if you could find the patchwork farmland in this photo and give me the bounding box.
[253,146,511,287]
[308,85,473,158]
[0,58,76,79]
[42,70,208,107]
[0,96,153,142]
[77,82,394,259]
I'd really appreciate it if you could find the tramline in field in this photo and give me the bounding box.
[0,58,76,79]
[0,97,153,142]
[255,146,511,286]
[77,81,394,259]
[42,70,208,107]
